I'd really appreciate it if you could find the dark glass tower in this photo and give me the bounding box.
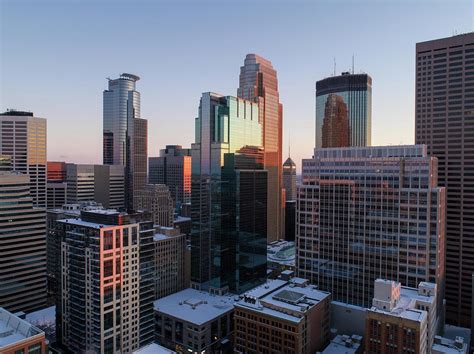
[191,93,267,294]
[415,33,474,327]
[316,72,372,149]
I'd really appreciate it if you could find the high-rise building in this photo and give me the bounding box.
[65,163,125,208]
[46,161,67,209]
[284,199,296,242]
[191,93,267,294]
[283,156,297,201]
[234,277,331,354]
[365,279,438,354]
[153,226,188,299]
[134,184,173,227]
[296,146,446,313]
[47,161,66,181]
[321,93,350,148]
[0,110,47,207]
[238,54,283,242]
[148,145,191,208]
[103,73,147,209]
[415,33,474,327]
[0,171,46,313]
[56,209,154,352]
[315,72,372,149]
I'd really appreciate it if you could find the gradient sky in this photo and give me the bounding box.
[1,0,473,172]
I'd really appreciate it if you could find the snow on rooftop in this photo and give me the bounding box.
[153,288,235,325]
[321,334,362,354]
[25,306,55,327]
[0,308,43,348]
[133,343,176,354]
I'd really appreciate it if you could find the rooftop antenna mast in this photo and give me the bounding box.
[333,57,336,76]
[352,55,355,74]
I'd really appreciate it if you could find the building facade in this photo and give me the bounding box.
[415,33,474,327]
[148,145,191,208]
[234,278,331,354]
[56,209,155,353]
[153,226,187,299]
[315,72,372,149]
[296,146,446,312]
[365,279,438,354]
[238,54,284,242]
[0,172,46,313]
[0,110,47,207]
[283,157,296,201]
[134,184,173,227]
[191,93,267,294]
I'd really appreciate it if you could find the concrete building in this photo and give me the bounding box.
[154,226,188,299]
[234,277,331,354]
[0,307,47,354]
[315,73,372,148]
[46,161,67,209]
[365,279,438,354]
[149,145,191,208]
[0,171,46,313]
[191,93,267,294]
[66,163,95,203]
[238,54,284,242]
[297,145,446,312]
[134,184,173,227]
[415,33,474,328]
[56,209,155,352]
[153,288,235,353]
[0,110,47,207]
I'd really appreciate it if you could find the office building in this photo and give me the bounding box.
[103,73,147,209]
[153,226,188,299]
[283,156,296,201]
[47,161,66,181]
[149,145,191,208]
[46,182,67,209]
[134,184,173,227]
[365,279,439,354]
[0,307,47,354]
[56,209,155,352]
[0,155,11,171]
[0,110,47,207]
[0,172,46,313]
[315,72,372,148]
[191,93,267,294]
[415,33,474,327]
[285,199,296,241]
[238,54,284,242]
[65,163,125,208]
[153,288,235,353]
[94,164,125,209]
[297,146,446,312]
[234,277,331,354]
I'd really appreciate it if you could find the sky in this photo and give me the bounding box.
[1,0,473,172]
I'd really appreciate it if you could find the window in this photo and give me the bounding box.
[104,260,113,277]
[28,344,41,354]
[104,230,113,250]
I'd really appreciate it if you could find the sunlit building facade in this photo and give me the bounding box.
[316,73,372,149]
[238,54,283,242]
[296,146,446,314]
[191,93,267,294]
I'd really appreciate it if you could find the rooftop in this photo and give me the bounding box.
[236,278,330,323]
[133,343,176,354]
[267,240,295,266]
[0,307,44,349]
[154,288,236,325]
[321,334,363,354]
[432,335,468,354]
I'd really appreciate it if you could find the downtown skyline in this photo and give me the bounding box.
[1,0,473,172]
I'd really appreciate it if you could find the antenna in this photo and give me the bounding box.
[288,131,291,158]
[352,55,355,74]
[333,57,336,76]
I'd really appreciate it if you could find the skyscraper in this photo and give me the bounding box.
[103,74,147,209]
[149,145,192,208]
[321,93,350,148]
[56,209,154,352]
[315,72,372,149]
[134,184,173,227]
[47,161,67,209]
[238,54,283,242]
[283,157,297,201]
[415,33,474,327]
[296,146,446,314]
[191,93,267,294]
[0,171,46,313]
[0,110,47,208]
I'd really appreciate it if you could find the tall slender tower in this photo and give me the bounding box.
[238,54,283,242]
[103,73,147,209]
[415,33,474,327]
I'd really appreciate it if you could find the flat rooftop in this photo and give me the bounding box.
[0,307,44,349]
[133,343,176,354]
[321,334,363,354]
[154,288,236,325]
[236,278,330,323]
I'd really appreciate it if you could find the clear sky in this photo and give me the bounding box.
[1,0,473,172]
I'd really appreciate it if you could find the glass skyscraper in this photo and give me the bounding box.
[238,54,284,243]
[191,92,267,294]
[315,72,372,149]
